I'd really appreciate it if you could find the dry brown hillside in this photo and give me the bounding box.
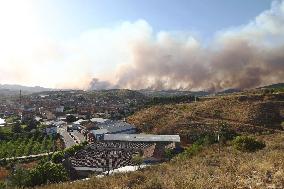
[127,93,284,144]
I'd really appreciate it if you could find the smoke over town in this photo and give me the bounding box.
[89,1,284,91]
[0,1,284,91]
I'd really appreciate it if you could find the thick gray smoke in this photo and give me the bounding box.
[89,78,114,90]
[89,1,284,92]
[115,39,284,91]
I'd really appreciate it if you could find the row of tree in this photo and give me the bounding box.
[0,133,56,158]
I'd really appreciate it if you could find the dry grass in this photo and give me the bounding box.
[0,168,9,181]
[127,93,284,143]
[19,161,38,170]
[38,133,284,189]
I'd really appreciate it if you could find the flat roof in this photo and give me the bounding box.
[97,121,136,134]
[104,134,180,142]
[73,119,86,124]
[90,118,109,123]
[91,129,109,135]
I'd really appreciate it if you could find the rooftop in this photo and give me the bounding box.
[90,117,108,123]
[104,134,180,142]
[96,120,136,134]
[91,129,109,135]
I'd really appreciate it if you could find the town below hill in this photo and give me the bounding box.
[0,84,283,188]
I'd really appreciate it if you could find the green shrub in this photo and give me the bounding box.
[164,148,176,160]
[8,167,31,188]
[232,136,266,152]
[64,142,87,156]
[66,115,77,123]
[179,143,203,159]
[8,162,68,188]
[0,158,7,167]
[51,151,65,164]
[219,122,238,143]
[0,181,6,189]
[185,144,203,156]
[29,162,68,186]
[196,134,216,146]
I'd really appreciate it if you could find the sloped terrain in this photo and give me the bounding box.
[88,89,149,105]
[33,93,284,189]
[127,93,284,143]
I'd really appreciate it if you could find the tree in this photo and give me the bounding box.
[25,119,38,131]
[66,115,77,123]
[8,167,31,188]
[0,129,5,140]
[28,162,68,187]
[11,122,22,133]
[63,142,87,156]
[51,151,65,164]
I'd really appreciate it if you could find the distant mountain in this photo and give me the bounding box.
[0,84,52,94]
[139,89,210,97]
[88,89,148,102]
[216,88,243,95]
[259,83,284,89]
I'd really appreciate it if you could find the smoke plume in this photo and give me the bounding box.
[1,1,284,91]
[109,1,284,91]
[88,78,114,90]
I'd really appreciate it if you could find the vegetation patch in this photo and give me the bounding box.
[0,132,57,159]
[8,161,68,188]
[232,136,266,152]
[51,142,88,164]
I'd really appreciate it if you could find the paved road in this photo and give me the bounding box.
[58,126,76,148]
[58,126,86,148]
[71,130,86,143]
[0,152,54,161]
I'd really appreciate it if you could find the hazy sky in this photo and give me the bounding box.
[0,0,282,89]
[37,0,272,40]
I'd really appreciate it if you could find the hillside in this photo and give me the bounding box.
[0,84,52,94]
[127,93,284,144]
[258,83,284,93]
[260,83,284,89]
[139,89,210,97]
[88,89,149,104]
[38,133,284,189]
[23,92,284,189]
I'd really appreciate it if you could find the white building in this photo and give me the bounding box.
[55,106,64,113]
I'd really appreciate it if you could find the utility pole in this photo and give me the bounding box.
[217,132,220,153]
[19,90,22,105]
